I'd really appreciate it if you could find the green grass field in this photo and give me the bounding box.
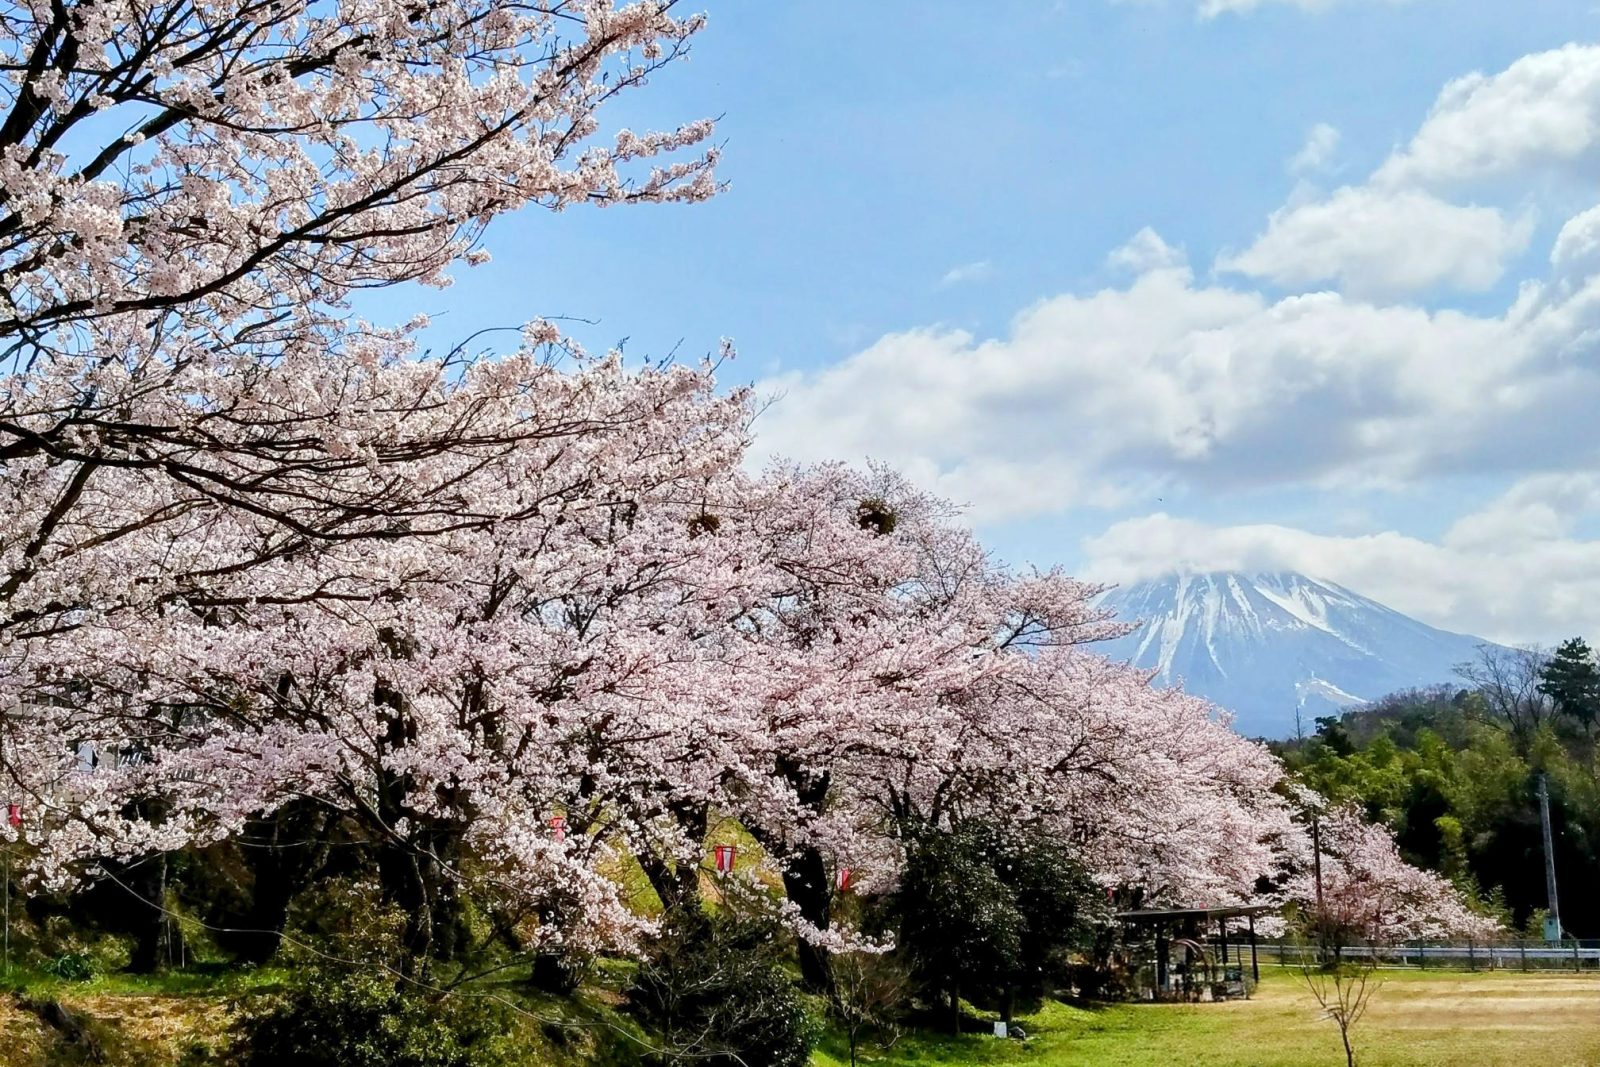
[813,968,1600,1067]
[4,962,1597,1065]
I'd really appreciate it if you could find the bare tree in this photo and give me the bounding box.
[832,950,909,1067]
[1455,644,1552,753]
[1299,953,1380,1067]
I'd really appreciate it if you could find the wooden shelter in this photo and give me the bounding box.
[1115,904,1275,999]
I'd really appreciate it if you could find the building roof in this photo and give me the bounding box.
[1115,904,1278,923]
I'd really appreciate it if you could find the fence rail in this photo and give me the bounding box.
[1252,938,1600,972]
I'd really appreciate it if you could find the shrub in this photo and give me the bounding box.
[233,884,513,1067]
[627,884,821,1067]
[885,820,1108,1026]
[232,963,513,1067]
[43,952,96,982]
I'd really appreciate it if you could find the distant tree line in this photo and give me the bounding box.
[1275,640,1600,938]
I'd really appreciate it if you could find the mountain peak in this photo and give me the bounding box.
[1094,570,1489,738]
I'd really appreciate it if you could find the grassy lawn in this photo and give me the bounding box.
[4,961,1597,1066]
[814,967,1600,1067]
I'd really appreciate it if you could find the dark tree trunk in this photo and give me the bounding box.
[370,661,466,975]
[750,760,836,994]
[530,951,582,994]
[230,805,331,964]
[123,854,185,973]
[237,862,296,964]
[376,838,434,975]
[780,843,834,993]
[427,828,471,962]
[370,799,469,973]
[639,801,709,916]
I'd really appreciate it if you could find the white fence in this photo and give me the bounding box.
[1254,939,1600,972]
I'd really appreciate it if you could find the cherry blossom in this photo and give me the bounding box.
[0,0,1492,974]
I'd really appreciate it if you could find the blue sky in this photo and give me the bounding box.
[365,0,1600,646]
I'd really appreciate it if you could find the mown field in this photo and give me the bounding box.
[813,968,1600,1067]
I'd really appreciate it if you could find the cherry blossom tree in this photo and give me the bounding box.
[687,465,1134,988]
[0,5,1493,982]
[1286,796,1498,949]
[0,0,721,647]
[3,342,762,969]
[1281,798,1495,1067]
[0,0,716,351]
[0,2,726,969]
[621,468,1302,991]
[1,372,1493,980]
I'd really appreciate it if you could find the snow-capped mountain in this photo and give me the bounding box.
[1093,571,1492,738]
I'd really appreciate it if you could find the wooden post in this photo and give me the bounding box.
[1157,930,1170,994]
[1219,917,1229,963]
[1520,940,1527,972]
[1248,914,1259,984]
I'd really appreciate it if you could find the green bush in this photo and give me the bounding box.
[627,884,821,1067]
[43,952,96,982]
[885,819,1108,1024]
[232,884,513,1067]
[232,963,514,1067]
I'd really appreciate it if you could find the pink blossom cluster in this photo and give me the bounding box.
[0,0,718,358]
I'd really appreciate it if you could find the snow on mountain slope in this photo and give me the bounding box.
[1094,571,1492,738]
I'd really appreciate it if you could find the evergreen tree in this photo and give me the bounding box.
[1538,637,1600,734]
[886,821,1106,1031]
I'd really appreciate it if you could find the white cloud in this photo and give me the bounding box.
[1288,123,1341,176]
[1081,475,1600,644]
[1107,227,1186,274]
[938,260,993,287]
[1375,44,1600,189]
[750,43,1600,646]
[1551,203,1600,280]
[1443,473,1600,552]
[1219,187,1534,297]
[753,240,1600,522]
[1222,45,1600,299]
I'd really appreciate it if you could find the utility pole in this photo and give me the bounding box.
[1538,774,1562,942]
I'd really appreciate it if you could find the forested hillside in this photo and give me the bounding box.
[1273,642,1600,937]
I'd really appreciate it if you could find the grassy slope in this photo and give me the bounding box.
[0,966,282,1067]
[813,968,1600,1067]
[0,964,653,1067]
